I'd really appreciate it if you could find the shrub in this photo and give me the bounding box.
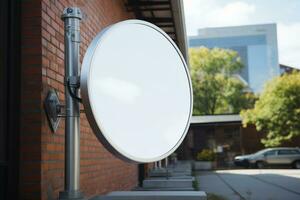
[196,149,215,161]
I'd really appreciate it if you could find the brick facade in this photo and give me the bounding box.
[21,1,138,199]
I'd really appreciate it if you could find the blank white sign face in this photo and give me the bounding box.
[81,20,192,163]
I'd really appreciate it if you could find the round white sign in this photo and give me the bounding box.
[81,20,192,163]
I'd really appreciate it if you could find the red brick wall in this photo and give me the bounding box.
[21,1,138,200]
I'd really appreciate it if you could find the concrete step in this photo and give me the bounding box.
[143,179,193,188]
[147,176,195,181]
[148,169,172,177]
[149,169,192,177]
[171,172,192,176]
[137,187,195,191]
[92,191,207,200]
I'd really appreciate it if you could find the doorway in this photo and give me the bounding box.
[0,0,21,199]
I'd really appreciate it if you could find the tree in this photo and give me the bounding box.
[190,47,255,115]
[241,72,300,147]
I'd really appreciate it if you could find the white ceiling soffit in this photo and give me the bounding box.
[191,115,242,124]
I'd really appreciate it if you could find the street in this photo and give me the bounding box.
[196,169,300,200]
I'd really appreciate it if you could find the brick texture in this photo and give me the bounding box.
[21,1,138,200]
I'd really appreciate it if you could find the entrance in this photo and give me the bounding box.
[0,0,20,199]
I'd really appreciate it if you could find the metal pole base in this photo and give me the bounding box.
[59,190,86,200]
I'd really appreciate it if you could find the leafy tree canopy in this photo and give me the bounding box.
[241,72,300,147]
[190,47,256,115]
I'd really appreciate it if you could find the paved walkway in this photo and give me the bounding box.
[196,169,300,200]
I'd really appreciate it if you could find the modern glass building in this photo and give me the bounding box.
[189,24,280,92]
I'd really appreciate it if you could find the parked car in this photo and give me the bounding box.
[234,147,300,169]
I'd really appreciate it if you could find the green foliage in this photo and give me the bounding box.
[192,179,199,191]
[241,72,300,147]
[196,149,216,161]
[190,47,256,115]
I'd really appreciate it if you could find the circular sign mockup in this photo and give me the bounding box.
[81,20,192,163]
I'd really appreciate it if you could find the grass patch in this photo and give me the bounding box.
[207,193,228,200]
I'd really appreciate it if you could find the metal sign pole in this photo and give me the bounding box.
[59,7,85,200]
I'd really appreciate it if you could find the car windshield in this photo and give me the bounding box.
[254,149,270,155]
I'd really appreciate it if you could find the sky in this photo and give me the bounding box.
[183,0,300,69]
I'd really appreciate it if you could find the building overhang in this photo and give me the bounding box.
[191,114,242,126]
[125,0,189,63]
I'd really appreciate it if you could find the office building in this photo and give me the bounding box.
[189,24,280,92]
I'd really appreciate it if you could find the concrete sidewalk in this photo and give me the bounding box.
[196,169,300,200]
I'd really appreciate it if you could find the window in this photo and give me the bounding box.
[224,128,240,139]
[264,150,276,156]
[278,149,300,155]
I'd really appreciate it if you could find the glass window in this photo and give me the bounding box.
[264,150,276,156]
[278,149,300,155]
